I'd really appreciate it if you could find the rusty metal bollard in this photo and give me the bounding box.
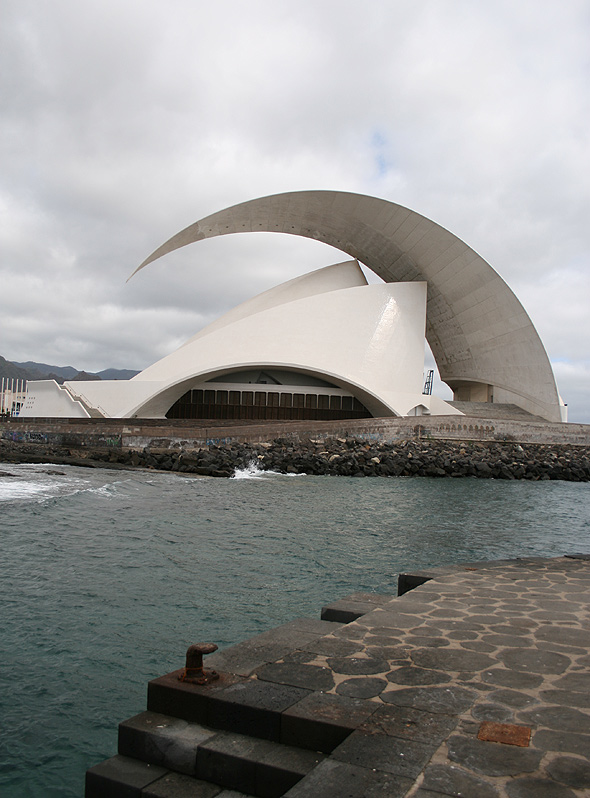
[178,642,219,685]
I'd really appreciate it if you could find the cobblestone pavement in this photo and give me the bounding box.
[87,555,590,797]
[280,556,590,797]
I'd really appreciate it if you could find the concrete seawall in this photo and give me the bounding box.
[2,414,590,453]
[2,415,590,481]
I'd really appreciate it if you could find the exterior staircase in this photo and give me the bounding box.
[446,401,547,422]
[62,385,106,418]
[85,673,331,797]
[84,609,385,798]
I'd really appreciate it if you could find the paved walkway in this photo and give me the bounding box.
[87,555,590,797]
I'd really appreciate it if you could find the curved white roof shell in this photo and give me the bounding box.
[21,261,458,419]
[33,261,454,419]
[130,261,438,418]
[133,191,563,422]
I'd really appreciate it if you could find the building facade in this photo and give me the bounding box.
[21,192,565,422]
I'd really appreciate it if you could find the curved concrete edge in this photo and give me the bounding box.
[120,276,445,419]
[133,191,562,422]
[176,259,367,349]
[29,275,452,421]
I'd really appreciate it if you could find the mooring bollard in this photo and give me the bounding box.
[178,642,219,685]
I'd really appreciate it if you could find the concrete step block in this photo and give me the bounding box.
[147,670,243,723]
[206,678,311,741]
[397,573,433,596]
[118,711,218,775]
[148,670,311,742]
[142,770,225,797]
[197,730,325,798]
[85,754,167,798]
[283,758,413,798]
[320,593,393,623]
[281,692,379,753]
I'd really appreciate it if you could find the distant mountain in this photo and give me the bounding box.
[0,356,30,381]
[13,361,79,380]
[69,371,101,382]
[97,368,140,380]
[1,356,140,384]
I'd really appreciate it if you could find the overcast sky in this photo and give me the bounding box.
[2,0,589,421]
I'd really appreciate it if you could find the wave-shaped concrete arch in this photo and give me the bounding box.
[132,190,562,421]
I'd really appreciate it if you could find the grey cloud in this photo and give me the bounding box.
[1,0,588,420]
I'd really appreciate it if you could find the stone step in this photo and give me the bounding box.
[446,400,546,421]
[197,727,324,797]
[85,754,250,797]
[118,711,219,776]
[320,591,395,622]
[114,711,324,797]
[147,672,311,743]
[85,754,167,798]
[147,669,378,754]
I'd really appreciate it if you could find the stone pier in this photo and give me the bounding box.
[86,555,590,797]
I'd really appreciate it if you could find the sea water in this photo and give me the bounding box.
[1,461,589,797]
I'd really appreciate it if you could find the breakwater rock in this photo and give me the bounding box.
[1,436,589,481]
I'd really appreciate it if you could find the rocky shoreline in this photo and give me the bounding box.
[1,436,589,481]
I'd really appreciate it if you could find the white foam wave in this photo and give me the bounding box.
[75,482,122,499]
[0,463,120,503]
[0,480,62,502]
[231,461,272,480]
[230,461,305,479]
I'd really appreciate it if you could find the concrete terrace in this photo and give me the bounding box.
[86,555,590,797]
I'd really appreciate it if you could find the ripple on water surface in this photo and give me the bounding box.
[1,462,589,797]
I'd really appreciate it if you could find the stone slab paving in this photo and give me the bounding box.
[266,556,590,797]
[86,555,590,797]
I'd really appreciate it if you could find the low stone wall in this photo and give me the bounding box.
[1,434,589,482]
[2,413,590,450]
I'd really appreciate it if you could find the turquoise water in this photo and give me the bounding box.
[1,462,589,797]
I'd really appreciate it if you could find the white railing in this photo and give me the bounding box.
[62,385,108,418]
